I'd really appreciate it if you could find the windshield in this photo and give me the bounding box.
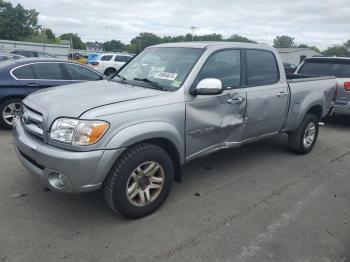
[299,60,350,78]
[114,47,203,91]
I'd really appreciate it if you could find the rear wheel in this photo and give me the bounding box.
[0,98,22,129]
[104,68,116,77]
[103,143,174,218]
[288,113,319,154]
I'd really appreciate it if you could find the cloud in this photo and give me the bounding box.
[11,0,350,49]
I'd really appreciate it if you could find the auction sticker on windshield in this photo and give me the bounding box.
[155,72,178,81]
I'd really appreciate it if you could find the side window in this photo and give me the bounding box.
[246,50,279,86]
[100,55,113,61]
[115,55,125,62]
[11,50,33,57]
[12,65,35,79]
[65,63,102,81]
[196,50,241,88]
[125,56,132,62]
[32,63,65,80]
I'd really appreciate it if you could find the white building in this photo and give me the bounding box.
[277,48,322,65]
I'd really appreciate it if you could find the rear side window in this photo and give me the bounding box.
[299,61,350,78]
[196,49,241,88]
[246,50,279,86]
[100,55,113,61]
[32,63,65,80]
[12,65,35,79]
[65,63,102,81]
[115,55,126,62]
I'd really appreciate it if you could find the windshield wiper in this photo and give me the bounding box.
[133,78,165,91]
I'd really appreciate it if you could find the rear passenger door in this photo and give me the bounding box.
[13,62,71,93]
[242,49,289,140]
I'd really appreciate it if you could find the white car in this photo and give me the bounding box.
[88,53,133,76]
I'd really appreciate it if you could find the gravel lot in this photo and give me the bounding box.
[0,116,349,262]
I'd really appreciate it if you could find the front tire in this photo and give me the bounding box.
[0,98,22,129]
[288,113,319,154]
[104,68,116,77]
[103,143,174,218]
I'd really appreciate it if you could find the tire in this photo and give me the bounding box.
[288,113,319,154]
[104,68,116,77]
[0,98,22,129]
[103,143,174,219]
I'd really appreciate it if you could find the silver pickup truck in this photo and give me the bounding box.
[13,42,336,218]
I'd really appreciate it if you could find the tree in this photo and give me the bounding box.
[0,0,39,41]
[129,32,162,53]
[323,44,350,57]
[44,28,55,42]
[103,40,126,52]
[60,33,86,49]
[273,35,295,48]
[225,34,256,43]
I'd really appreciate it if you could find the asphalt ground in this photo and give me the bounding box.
[0,115,349,262]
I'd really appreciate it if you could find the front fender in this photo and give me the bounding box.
[105,121,185,164]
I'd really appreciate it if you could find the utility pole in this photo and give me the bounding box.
[190,26,197,41]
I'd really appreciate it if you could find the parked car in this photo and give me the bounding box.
[296,57,350,116]
[0,58,104,129]
[0,53,25,62]
[86,53,101,65]
[283,62,298,74]
[3,49,56,58]
[13,42,336,218]
[87,53,133,76]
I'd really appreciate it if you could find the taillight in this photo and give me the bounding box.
[344,82,350,91]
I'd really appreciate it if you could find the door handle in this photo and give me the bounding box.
[277,91,287,97]
[227,97,244,104]
[26,83,40,87]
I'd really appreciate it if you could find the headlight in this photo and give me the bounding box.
[50,118,109,145]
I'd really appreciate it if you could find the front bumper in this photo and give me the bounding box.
[13,118,124,193]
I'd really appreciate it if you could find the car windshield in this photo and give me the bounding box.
[114,47,203,91]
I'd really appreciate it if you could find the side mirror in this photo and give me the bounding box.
[194,78,223,95]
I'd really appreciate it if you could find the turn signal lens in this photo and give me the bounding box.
[72,121,109,145]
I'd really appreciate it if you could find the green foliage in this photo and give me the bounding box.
[0,0,39,41]
[225,34,256,43]
[323,44,350,57]
[129,32,163,53]
[273,35,296,48]
[60,33,86,49]
[102,40,126,52]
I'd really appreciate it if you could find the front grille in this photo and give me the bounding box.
[21,105,45,141]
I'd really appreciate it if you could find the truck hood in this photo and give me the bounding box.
[23,80,164,129]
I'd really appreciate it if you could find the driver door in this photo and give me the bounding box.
[185,49,247,160]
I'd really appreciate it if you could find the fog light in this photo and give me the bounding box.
[48,172,67,189]
[57,174,66,187]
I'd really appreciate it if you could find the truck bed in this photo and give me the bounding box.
[282,74,337,131]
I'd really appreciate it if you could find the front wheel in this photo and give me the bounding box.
[0,98,22,129]
[288,113,319,154]
[103,143,174,218]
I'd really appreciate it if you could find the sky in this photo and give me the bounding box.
[11,0,350,50]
